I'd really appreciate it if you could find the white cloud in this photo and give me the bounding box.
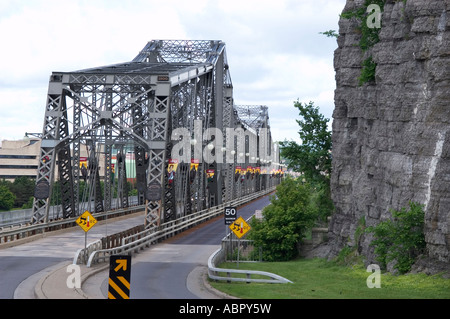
[0,0,345,142]
[0,87,45,140]
[0,0,189,87]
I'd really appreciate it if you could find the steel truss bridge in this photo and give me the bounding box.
[31,40,282,229]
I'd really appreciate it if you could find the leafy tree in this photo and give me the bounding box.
[280,101,333,220]
[10,177,35,208]
[0,179,12,189]
[0,185,16,211]
[280,100,332,184]
[248,178,318,261]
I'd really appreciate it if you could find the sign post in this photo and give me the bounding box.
[229,216,251,268]
[224,207,237,261]
[108,255,132,299]
[76,210,97,264]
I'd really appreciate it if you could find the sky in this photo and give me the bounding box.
[0,0,346,145]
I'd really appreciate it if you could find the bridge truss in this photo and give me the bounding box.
[31,40,282,228]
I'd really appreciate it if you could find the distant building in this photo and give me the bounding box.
[0,137,137,183]
[0,137,40,181]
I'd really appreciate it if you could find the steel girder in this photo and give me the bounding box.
[31,40,282,228]
[32,74,163,224]
[133,40,224,64]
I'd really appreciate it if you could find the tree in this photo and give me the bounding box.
[0,185,16,211]
[280,100,332,183]
[280,101,333,219]
[10,176,35,208]
[249,178,318,261]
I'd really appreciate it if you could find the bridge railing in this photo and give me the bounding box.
[73,239,102,265]
[0,196,141,228]
[80,187,276,267]
[0,205,144,245]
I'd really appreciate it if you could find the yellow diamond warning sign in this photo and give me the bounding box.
[76,210,97,232]
[229,216,251,239]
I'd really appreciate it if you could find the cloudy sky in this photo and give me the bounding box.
[0,0,346,145]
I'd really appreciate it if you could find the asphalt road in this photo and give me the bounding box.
[0,212,145,299]
[91,194,272,299]
[0,256,65,299]
[0,194,272,299]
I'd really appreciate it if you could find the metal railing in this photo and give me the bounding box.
[73,239,102,265]
[206,217,292,284]
[78,187,276,267]
[72,225,145,265]
[207,246,292,284]
[0,196,141,228]
[0,205,144,244]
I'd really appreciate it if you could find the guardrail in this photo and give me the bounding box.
[207,247,292,284]
[206,216,292,284]
[72,225,145,265]
[0,196,140,228]
[73,239,102,265]
[78,187,276,267]
[0,205,144,244]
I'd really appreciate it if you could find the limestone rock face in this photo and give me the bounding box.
[329,0,450,267]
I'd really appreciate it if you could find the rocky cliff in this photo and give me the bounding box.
[328,0,449,272]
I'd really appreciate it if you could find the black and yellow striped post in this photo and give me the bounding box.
[108,255,131,299]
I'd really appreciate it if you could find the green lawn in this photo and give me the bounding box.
[209,258,450,299]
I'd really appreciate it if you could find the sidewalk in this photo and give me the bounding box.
[6,211,144,299]
[34,261,108,299]
[30,259,233,299]
[7,210,236,299]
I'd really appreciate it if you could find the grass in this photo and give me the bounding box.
[209,258,450,299]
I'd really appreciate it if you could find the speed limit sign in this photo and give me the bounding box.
[224,206,237,225]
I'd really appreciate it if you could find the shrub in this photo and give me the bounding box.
[366,202,426,274]
[341,0,385,85]
[0,185,16,211]
[358,56,377,85]
[248,178,318,261]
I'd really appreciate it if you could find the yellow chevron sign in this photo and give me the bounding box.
[108,255,132,299]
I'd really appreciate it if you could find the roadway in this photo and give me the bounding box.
[85,194,272,299]
[0,212,145,299]
[0,194,272,299]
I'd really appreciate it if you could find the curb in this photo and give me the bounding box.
[201,267,238,299]
[34,261,109,299]
[33,261,235,299]
[34,261,238,299]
